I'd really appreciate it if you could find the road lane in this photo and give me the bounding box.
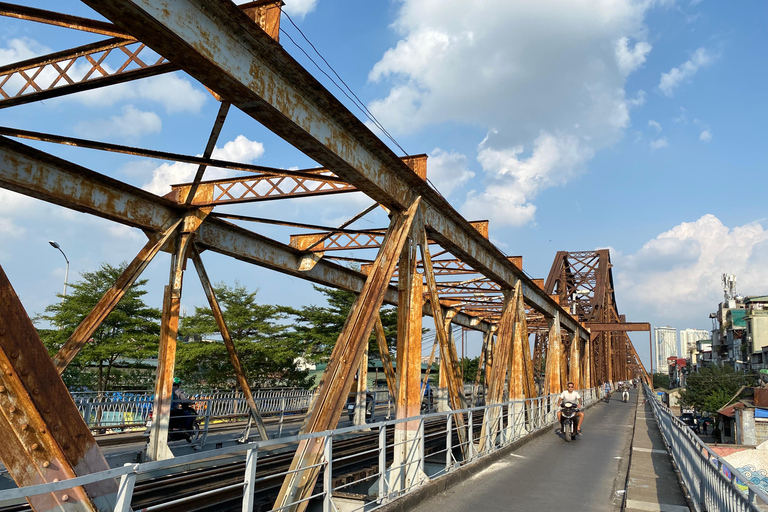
[409,388,639,512]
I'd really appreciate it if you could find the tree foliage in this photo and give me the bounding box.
[652,372,670,389]
[679,365,754,413]
[458,356,481,384]
[287,286,398,362]
[36,262,161,392]
[177,283,310,388]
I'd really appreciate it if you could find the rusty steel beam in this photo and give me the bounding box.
[0,2,130,37]
[191,248,269,441]
[586,322,650,332]
[274,199,421,512]
[0,137,492,334]
[184,100,232,204]
[53,219,182,373]
[373,315,396,398]
[0,264,118,511]
[544,312,563,396]
[391,214,425,491]
[82,0,587,340]
[0,37,176,109]
[0,126,350,183]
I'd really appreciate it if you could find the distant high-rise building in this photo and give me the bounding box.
[680,329,710,365]
[655,326,677,374]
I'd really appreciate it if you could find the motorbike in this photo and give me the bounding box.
[560,401,579,442]
[604,390,611,403]
[145,401,201,443]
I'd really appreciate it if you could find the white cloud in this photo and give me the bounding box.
[659,47,713,97]
[650,138,668,150]
[282,0,318,18]
[142,135,265,195]
[462,132,593,227]
[699,130,712,142]
[648,120,662,132]
[0,37,49,64]
[65,73,209,114]
[74,105,162,141]
[615,37,652,76]
[615,215,768,324]
[427,148,475,197]
[368,0,659,226]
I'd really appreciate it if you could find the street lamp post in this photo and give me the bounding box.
[49,240,69,296]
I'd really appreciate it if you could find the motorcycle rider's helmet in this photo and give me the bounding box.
[173,377,181,385]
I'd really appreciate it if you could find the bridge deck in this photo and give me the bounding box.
[407,389,689,512]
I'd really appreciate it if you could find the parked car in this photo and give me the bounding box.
[680,412,699,433]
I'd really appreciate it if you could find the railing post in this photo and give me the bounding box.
[115,465,137,512]
[278,396,286,437]
[419,418,425,474]
[468,408,475,460]
[446,413,452,471]
[378,424,387,501]
[323,436,333,512]
[242,448,258,512]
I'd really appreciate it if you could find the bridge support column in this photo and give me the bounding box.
[354,346,369,426]
[390,208,426,493]
[569,333,580,389]
[544,312,563,397]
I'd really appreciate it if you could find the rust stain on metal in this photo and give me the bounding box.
[0,264,116,511]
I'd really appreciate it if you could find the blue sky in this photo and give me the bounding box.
[0,0,766,371]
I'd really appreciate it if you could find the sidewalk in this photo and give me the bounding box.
[625,398,691,512]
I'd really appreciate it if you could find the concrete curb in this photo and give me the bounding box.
[378,397,601,512]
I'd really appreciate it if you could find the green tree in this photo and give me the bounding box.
[36,262,161,392]
[287,286,398,362]
[458,356,481,383]
[177,283,309,388]
[679,365,754,413]
[652,372,670,389]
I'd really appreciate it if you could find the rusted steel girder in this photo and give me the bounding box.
[0,37,175,109]
[290,221,489,252]
[478,284,517,451]
[373,314,397,398]
[274,199,421,512]
[391,214,426,491]
[191,248,269,441]
[82,0,587,340]
[544,312,563,396]
[586,322,651,332]
[53,219,182,373]
[0,264,118,512]
[0,2,130,38]
[0,137,491,334]
[418,226,469,453]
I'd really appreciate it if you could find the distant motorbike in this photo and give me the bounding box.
[560,401,579,442]
[604,391,611,403]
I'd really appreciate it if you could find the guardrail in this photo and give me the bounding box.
[73,389,317,431]
[1,388,598,511]
[644,384,768,511]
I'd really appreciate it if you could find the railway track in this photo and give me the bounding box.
[1,414,486,512]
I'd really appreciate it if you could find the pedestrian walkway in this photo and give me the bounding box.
[625,397,690,512]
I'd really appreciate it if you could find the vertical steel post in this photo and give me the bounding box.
[323,437,333,512]
[115,469,137,512]
[378,424,387,501]
[445,413,453,471]
[242,448,258,512]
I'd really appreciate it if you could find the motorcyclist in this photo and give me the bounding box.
[170,378,195,441]
[603,381,611,401]
[557,382,584,435]
[620,381,630,402]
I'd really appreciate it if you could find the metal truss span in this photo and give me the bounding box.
[0,2,646,511]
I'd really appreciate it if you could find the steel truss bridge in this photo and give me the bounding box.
[0,2,650,511]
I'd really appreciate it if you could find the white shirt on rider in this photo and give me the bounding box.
[559,390,581,406]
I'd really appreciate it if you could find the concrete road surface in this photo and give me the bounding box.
[409,389,638,512]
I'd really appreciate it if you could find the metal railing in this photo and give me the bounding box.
[73,389,316,431]
[0,388,599,512]
[644,384,768,511]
